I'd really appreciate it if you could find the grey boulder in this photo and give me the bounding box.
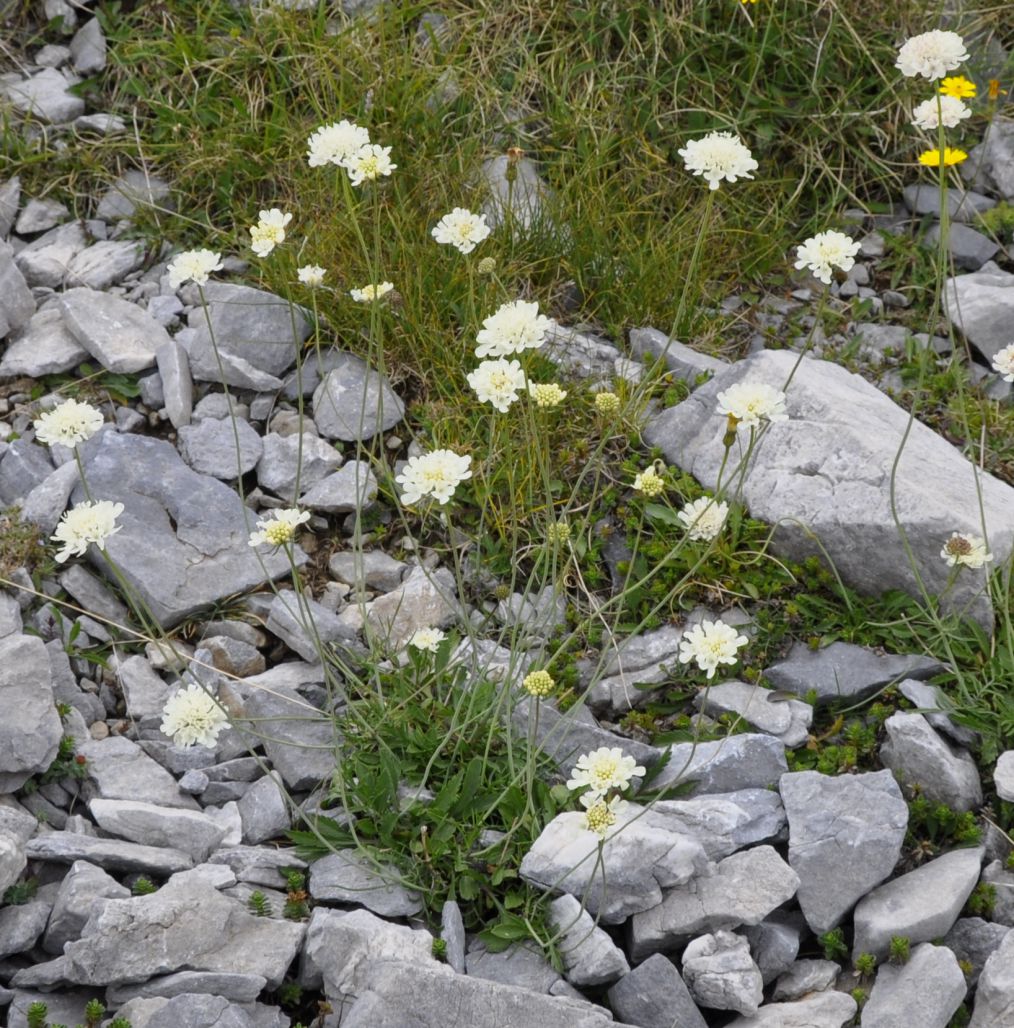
[59,287,170,373]
[177,416,263,480]
[548,894,630,986]
[969,927,1014,1027]
[1,306,87,377]
[681,930,764,1016]
[312,353,404,442]
[1,67,85,123]
[607,953,707,1028]
[860,942,967,1028]
[308,849,423,917]
[723,991,857,1027]
[944,266,1014,368]
[0,245,36,339]
[961,115,1014,201]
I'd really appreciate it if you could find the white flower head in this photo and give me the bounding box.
[298,265,327,287]
[633,467,666,498]
[350,281,395,303]
[678,618,750,679]
[249,208,293,258]
[248,508,311,548]
[911,95,972,130]
[678,131,759,190]
[475,300,552,358]
[678,497,730,542]
[396,449,472,506]
[794,230,862,285]
[716,382,788,428]
[580,793,628,838]
[529,382,567,408]
[566,747,646,798]
[409,627,446,652]
[34,399,103,448]
[52,500,124,563]
[466,358,527,412]
[941,532,993,569]
[343,143,396,186]
[160,682,230,749]
[896,30,969,81]
[307,119,371,167]
[991,344,1014,382]
[432,207,492,255]
[167,249,224,289]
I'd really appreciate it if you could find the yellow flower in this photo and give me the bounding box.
[918,147,968,167]
[740,0,758,4]
[988,80,1007,101]
[939,76,976,98]
[523,670,556,698]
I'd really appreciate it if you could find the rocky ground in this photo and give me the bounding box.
[3,3,1014,1028]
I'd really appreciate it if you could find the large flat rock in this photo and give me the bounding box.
[76,431,300,627]
[644,351,1014,629]
[944,266,1014,367]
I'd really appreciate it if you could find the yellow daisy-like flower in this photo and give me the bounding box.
[918,147,968,167]
[740,0,758,4]
[939,76,976,99]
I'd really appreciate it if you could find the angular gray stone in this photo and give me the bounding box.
[115,654,171,720]
[106,970,268,1005]
[88,798,227,862]
[65,239,145,290]
[996,750,1014,802]
[237,770,290,845]
[59,562,129,625]
[480,155,554,234]
[861,942,966,1028]
[764,640,942,706]
[441,899,466,973]
[681,930,764,1015]
[312,353,404,442]
[644,350,1014,630]
[76,431,299,627]
[944,917,1010,988]
[14,220,87,287]
[629,326,728,383]
[74,112,128,134]
[265,589,361,664]
[299,460,377,513]
[19,460,80,533]
[548,894,629,986]
[26,830,193,876]
[607,953,707,1028]
[0,175,19,237]
[6,991,102,1028]
[119,993,255,1028]
[629,846,800,960]
[0,633,62,792]
[780,770,908,933]
[0,438,53,505]
[186,282,310,385]
[43,859,130,954]
[0,244,35,339]
[466,938,561,993]
[308,849,422,917]
[899,678,978,748]
[961,115,1014,201]
[329,550,405,591]
[69,16,106,74]
[366,565,460,650]
[944,267,1014,368]
[695,680,812,747]
[969,927,1014,1027]
[1,67,85,123]
[743,913,803,985]
[95,170,173,222]
[0,895,52,958]
[60,287,169,373]
[880,711,983,812]
[177,416,263,480]
[520,802,709,924]
[772,959,840,1001]
[78,734,200,808]
[1,305,87,376]
[723,991,857,1027]
[852,847,984,960]
[903,184,997,222]
[982,860,1014,926]
[256,432,340,500]
[925,222,1000,272]
[15,197,68,234]
[649,733,788,796]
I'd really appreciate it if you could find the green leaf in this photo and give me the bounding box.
[643,503,681,526]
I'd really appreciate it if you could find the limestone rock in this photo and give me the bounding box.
[607,953,707,1028]
[1,67,84,123]
[723,991,857,1027]
[969,927,1014,1027]
[308,849,423,917]
[366,566,460,650]
[177,416,263,480]
[944,266,1014,369]
[312,353,404,442]
[861,942,967,1028]
[59,287,169,373]
[88,798,227,862]
[681,930,764,1016]
[548,894,630,986]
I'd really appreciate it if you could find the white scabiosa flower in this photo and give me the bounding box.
[678,618,749,679]
[466,358,527,413]
[431,207,492,254]
[306,119,371,167]
[52,500,124,563]
[990,344,1014,382]
[409,627,446,652]
[396,449,472,505]
[475,300,552,358]
[160,682,230,749]
[716,382,788,428]
[343,143,396,186]
[911,94,972,130]
[248,508,311,548]
[896,31,969,81]
[633,467,665,498]
[34,399,104,448]
[567,747,646,798]
[529,382,567,408]
[298,265,327,287]
[349,282,395,302]
[678,131,759,190]
[793,230,862,285]
[166,249,224,289]
[249,208,293,258]
[580,793,627,838]
[678,497,730,542]
[940,532,993,569]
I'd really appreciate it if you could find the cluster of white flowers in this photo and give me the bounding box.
[896,30,969,81]
[409,627,446,652]
[34,399,104,448]
[529,382,567,408]
[911,94,971,131]
[678,618,749,678]
[940,532,993,570]
[248,508,310,549]
[992,344,1014,382]
[678,131,758,190]
[580,793,626,838]
[161,682,230,749]
[306,119,371,167]
[52,500,124,563]
[567,747,645,798]
[475,300,552,358]
[716,382,788,429]
[677,497,729,542]
[350,282,395,303]
[432,207,491,254]
[167,249,223,289]
[297,265,327,287]
[794,230,861,285]
[396,449,472,505]
[249,208,292,258]
[345,144,397,186]
[633,467,665,498]
[466,358,527,412]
